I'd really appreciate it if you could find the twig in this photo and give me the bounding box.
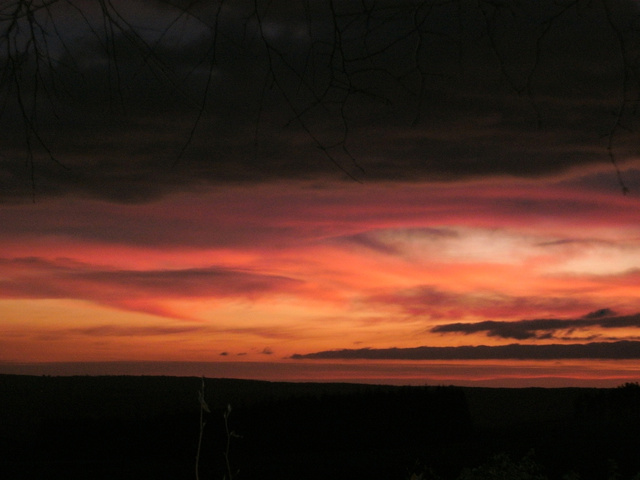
[196,377,210,480]
[223,403,241,480]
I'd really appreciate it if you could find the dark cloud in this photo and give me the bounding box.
[431,310,640,340]
[2,0,640,201]
[0,194,314,249]
[584,308,617,319]
[291,340,640,360]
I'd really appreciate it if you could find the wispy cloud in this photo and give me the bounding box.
[67,325,206,337]
[0,257,302,319]
[366,285,592,320]
[333,228,458,256]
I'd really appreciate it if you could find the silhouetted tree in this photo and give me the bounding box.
[1,0,638,194]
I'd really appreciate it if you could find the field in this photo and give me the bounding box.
[1,375,639,480]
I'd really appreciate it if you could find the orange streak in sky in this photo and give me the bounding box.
[1,169,640,386]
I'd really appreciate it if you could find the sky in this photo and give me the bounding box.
[1,0,640,387]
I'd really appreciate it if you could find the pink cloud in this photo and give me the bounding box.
[0,257,302,319]
[1,170,639,373]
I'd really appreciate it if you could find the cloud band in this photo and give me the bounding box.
[291,341,640,360]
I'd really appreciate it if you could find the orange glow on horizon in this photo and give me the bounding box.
[1,171,640,386]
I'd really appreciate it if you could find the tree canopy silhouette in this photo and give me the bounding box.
[1,0,638,200]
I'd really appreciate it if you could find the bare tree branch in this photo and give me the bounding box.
[1,0,638,193]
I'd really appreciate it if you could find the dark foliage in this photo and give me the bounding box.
[2,375,640,480]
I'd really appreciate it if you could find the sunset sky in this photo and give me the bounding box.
[1,0,640,387]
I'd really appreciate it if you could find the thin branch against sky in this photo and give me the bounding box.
[0,0,638,197]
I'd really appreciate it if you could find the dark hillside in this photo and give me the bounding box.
[459,384,640,480]
[1,375,639,480]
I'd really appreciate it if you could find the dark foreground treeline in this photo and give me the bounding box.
[1,375,640,480]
